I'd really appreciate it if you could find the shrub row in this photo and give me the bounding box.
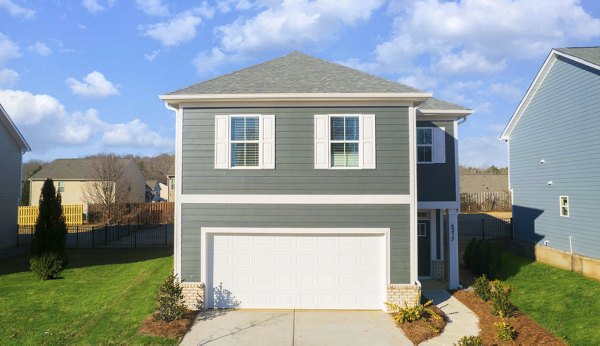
[463,239,504,278]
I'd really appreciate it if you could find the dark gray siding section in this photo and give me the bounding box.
[0,122,21,249]
[182,107,409,194]
[416,120,456,201]
[181,204,411,283]
[510,56,600,259]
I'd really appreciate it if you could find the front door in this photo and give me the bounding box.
[418,221,431,277]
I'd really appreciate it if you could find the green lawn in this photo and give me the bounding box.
[0,248,176,345]
[496,249,600,345]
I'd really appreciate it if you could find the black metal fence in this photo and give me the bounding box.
[459,217,512,241]
[17,223,173,249]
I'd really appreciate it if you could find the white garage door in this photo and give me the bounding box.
[205,233,386,310]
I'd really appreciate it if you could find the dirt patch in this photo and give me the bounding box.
[393,305,447,345]
[453,290,564,345]
[139,310,197,340]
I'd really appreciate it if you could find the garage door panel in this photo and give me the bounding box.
[207,233,385,309]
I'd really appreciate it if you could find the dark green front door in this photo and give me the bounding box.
[418,221,431,277]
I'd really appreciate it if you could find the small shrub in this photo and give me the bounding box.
[386,298,442,331]
[155,274,187,322]
[470,239,483,275]
[456,335,483,346]
[473,274,492,301]
[463,238,477,269]
[495,321,517,340]
[490,281,516,318]
[478,241,492,276]
[30,252,65,280]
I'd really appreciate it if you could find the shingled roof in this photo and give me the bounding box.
[170,51,423,95]
[555,47,600,67]
[30,158,133,181]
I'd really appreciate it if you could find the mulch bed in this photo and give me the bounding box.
[393,305,447,345]
[453,290,565,345]
[139,310,197,340]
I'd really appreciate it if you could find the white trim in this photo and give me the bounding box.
[167,100,420,108]
[454,120,460,207]
[200,226,391,310]
[409,105,418,285]
[418,201,460,209]
[160,92,432,104]
[417,109,473,116]
[430,210,437,261]
[0,103,30,152]
[167,103,183,277]
[180,194,412,204]
[447,208,460,289]
[438,209,444,260]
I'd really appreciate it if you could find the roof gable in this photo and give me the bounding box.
[501,47,600,140]
[169,52,422,95]
[30,158,135,181]
[0,103,30,152]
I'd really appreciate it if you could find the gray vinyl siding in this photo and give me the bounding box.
[416,120,456,201]
[181,203,411,283]
[0,123,21,249]
[510,56,600,259]
[181,107,409,194]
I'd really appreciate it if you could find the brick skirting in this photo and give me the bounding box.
[181,282,205,310]
[386,284,421,312]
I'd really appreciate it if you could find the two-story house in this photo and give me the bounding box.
[161,52,472,311]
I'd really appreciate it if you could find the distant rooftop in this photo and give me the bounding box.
[30,158,133,180]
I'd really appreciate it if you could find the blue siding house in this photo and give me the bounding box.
[502,47,600,266]
[161,52,472,310]
[0,103,30,250]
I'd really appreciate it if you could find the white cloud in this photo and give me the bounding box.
[489,82,524,101]
[0,68,20,87]
[217,0,254,13]
[195,0,385,74]
[0,33,20,65]
[398,68,438,90]
[66,71,119,98]
[81,0,116,14]
[141,12,202,46]
[0,89,173,153]
[136,0,169,16]
[0,0,35,19]
[28,42,52,56]
[435,51,506,75]
[144,49,161,61]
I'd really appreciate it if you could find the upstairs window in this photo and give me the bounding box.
[57,181,65,192]
[231,116,259,168]
[417,126,447,164]
[560,196,569,217]
[331,116,359,168]
[214,114,275,169]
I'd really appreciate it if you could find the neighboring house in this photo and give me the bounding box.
[166,162,175,202]
[460,174,508,193]
[146,180,168,202]
[161,52,473,311]
[502,47,600,276]
[29,158,146,211]
[0,103,31,249]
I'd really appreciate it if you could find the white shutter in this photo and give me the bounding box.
[261,115,275,169]
[361,114,376,169]
[214,115,229,169]
[314,114,329,169]
[433,126,446,164]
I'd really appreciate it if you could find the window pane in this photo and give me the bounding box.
[345,117,359,140]
[245,117,259,140]
[346,143,359,167]
[331,143,346,167]
[417,129,432,145]
[562,207,569,216]
[418,146,432,162]
[231,118,245,140]
[331,117,345,140]
[245,143,259,166]
[231,143,245,166]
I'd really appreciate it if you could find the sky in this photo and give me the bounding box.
[1,0,600,166]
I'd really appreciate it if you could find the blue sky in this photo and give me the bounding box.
[1,0,600,166]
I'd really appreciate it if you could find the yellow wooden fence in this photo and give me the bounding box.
[18,204,83,226]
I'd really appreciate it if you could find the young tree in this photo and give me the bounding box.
[30,178,67,279]
[82,153,131,224]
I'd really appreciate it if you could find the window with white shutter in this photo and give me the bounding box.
[314,114,376,169]
[417,127,446,164]
[214,114,275,169]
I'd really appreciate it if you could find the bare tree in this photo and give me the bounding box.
[138,154,174,184]
[82,154,132,224]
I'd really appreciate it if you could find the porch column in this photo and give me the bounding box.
[448,208,460,289]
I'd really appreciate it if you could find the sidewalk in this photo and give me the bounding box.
[421,288,479,345]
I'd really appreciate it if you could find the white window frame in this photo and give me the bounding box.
[230,115,261,169]
[417,222,427,237]
[416,127,434,164]
[330,115,361,169]
[560,196,570,217]
[57,180,65,192]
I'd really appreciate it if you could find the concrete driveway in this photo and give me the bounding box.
[180,310,411,346]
